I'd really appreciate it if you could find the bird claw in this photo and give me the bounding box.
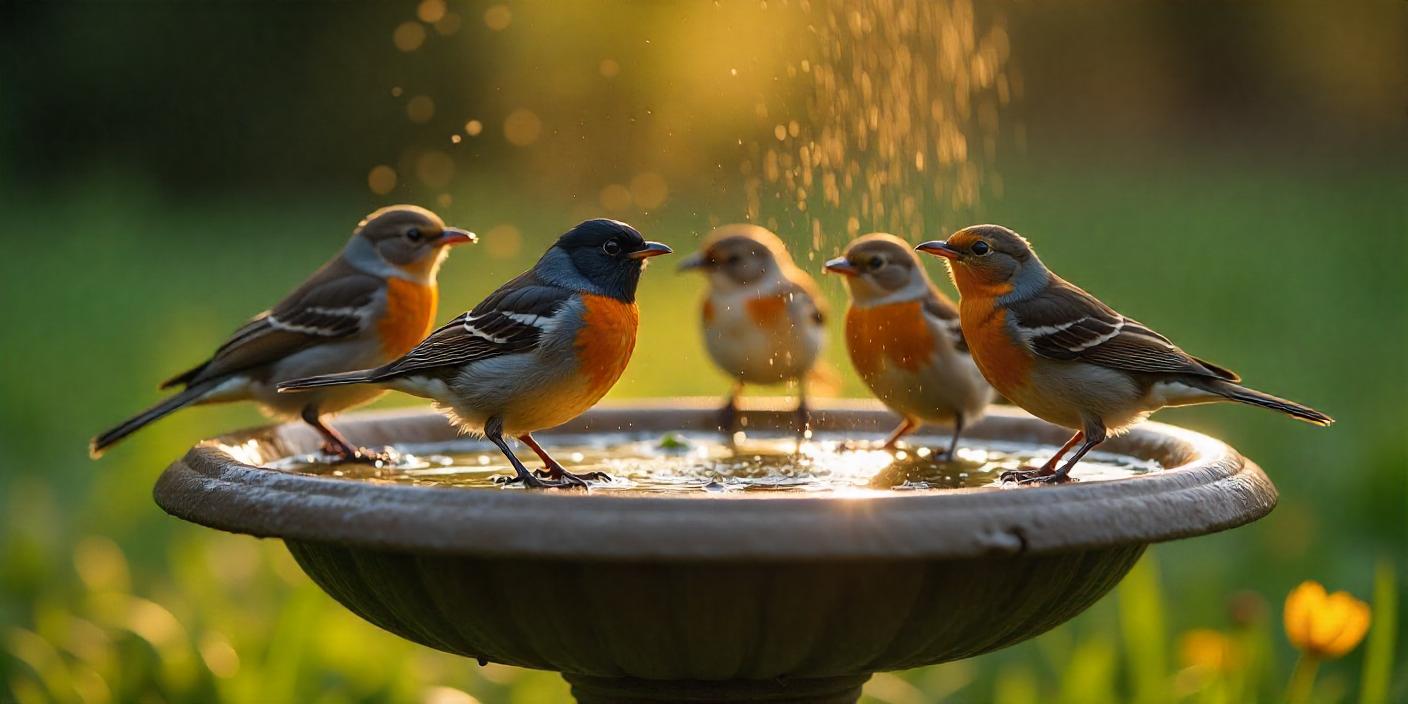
[999,467,1075,485]
[324,445,396,465]
[492,473,582,490]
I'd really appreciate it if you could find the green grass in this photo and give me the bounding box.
[1,150,1404,702]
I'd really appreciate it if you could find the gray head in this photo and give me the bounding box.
[677,224,795,292]
[916,224,1049,299]
[823,233,931,303]
[354,205,476,278]
[539,219,672,302]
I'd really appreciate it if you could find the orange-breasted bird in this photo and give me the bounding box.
[824,234,994,455]
[91,206,475,460]
[279,219,671,489]
[678,224,827,434]
[917,224,1332,484]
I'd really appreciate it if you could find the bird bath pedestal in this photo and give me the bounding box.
[153,401,1276,704]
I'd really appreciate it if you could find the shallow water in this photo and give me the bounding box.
[267,431,1162,494]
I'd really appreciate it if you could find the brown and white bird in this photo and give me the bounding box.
[824,234,994,455]
[917,224,1332,484]
[678,224,827,433]
[280,219,671,489]
[90,205,475,460]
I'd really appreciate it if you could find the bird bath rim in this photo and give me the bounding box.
[153,399,1277,562]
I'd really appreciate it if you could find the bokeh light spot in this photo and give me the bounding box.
[599,184,633,212]
[599,58,621,78]
[484,5,512,31]
[503,109,542,146]
[630,172,669,209]
[464,119,483,136]
[483,224,522,259]
[368,165,397,195]
[406,95,436,124]
[393,22,427,52]
[434,13,462,36]
[415,151,455,188]
[416,0,446,24]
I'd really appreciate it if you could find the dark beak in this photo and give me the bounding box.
[676,251,709,271]
[823,256,859,277]
[916,240,961,260]
[628,241,673,260]
[440,227,477,246]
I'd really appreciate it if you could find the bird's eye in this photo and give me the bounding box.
[971,241,991,255]
[406,228,423,242]
[867,257,884,271]
[602,240,622,256]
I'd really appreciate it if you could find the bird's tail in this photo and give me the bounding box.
[90,382,215,458]
[1192,378,1334,427]
[277,369,381,393]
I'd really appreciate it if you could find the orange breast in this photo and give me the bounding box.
[745,295,789,329]
[702,298,715,323]
[960,294,1031,396]
[845,301,934,376]
[575,294,640,396]
[380,278,438,357]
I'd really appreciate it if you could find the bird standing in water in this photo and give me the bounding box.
[91,206,475,460]
[917,224,1332,484]
[679,224,828,435]
[825,234,993,455]
[280,219,671,488]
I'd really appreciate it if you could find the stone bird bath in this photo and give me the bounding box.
[153,400,1276,703]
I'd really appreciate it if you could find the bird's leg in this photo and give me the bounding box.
[718,382,744,435]
[519,433,610,484]
[881,417,918,450]
[1000,431,1082,483]
[943,413,965,459]
[485,418,568,490]
[795,380,811,438]
[301,406,390,464]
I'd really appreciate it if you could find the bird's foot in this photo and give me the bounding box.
[323,443,396,465]
[534,465,612,486]
[999,467,1075,485]
[491,472,580,490]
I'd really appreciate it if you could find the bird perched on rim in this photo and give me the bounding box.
[279,219,671,489]
[678,224,828,434]
[824,233,994,455]
[917,225,1332,484]
[90,206,476,460]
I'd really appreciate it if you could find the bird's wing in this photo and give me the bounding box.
[1008,277,1239,381]
[164,261,382,388]
[920,285,968,352]
[375,273,573,379]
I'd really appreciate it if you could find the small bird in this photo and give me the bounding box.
[91,206,475,460]
[678,224,827,434]
[917,225,1332,484]
[279,219,671,489]
[824,234,994,455]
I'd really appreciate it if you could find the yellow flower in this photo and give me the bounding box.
[1179,628,1241,672]
[1283,581,1371,659]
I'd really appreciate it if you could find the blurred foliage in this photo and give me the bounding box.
[2,0,1406,702]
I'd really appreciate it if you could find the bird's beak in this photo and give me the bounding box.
[440,227,477,246]
[916,240,961,260]
[628,241,673,260]
[823,256,859,277]
[676,251,709,271]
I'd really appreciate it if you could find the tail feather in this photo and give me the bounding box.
[277,369,379,393]
[1195,378,1334,427]
[90,383,215,458]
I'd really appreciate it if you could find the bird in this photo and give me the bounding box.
[278,219,671,489]
[824,233,994,456]
[916,224,1332,484]
[678,224,828,435]
[90,205,476,461]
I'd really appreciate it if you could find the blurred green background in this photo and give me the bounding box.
[2,1,1404,702]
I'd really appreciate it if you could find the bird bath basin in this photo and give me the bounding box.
[153,400,1276,703]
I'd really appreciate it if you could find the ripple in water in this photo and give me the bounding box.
[267,431,1161,494]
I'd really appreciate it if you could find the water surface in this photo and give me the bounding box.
[267,431,1161,494]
